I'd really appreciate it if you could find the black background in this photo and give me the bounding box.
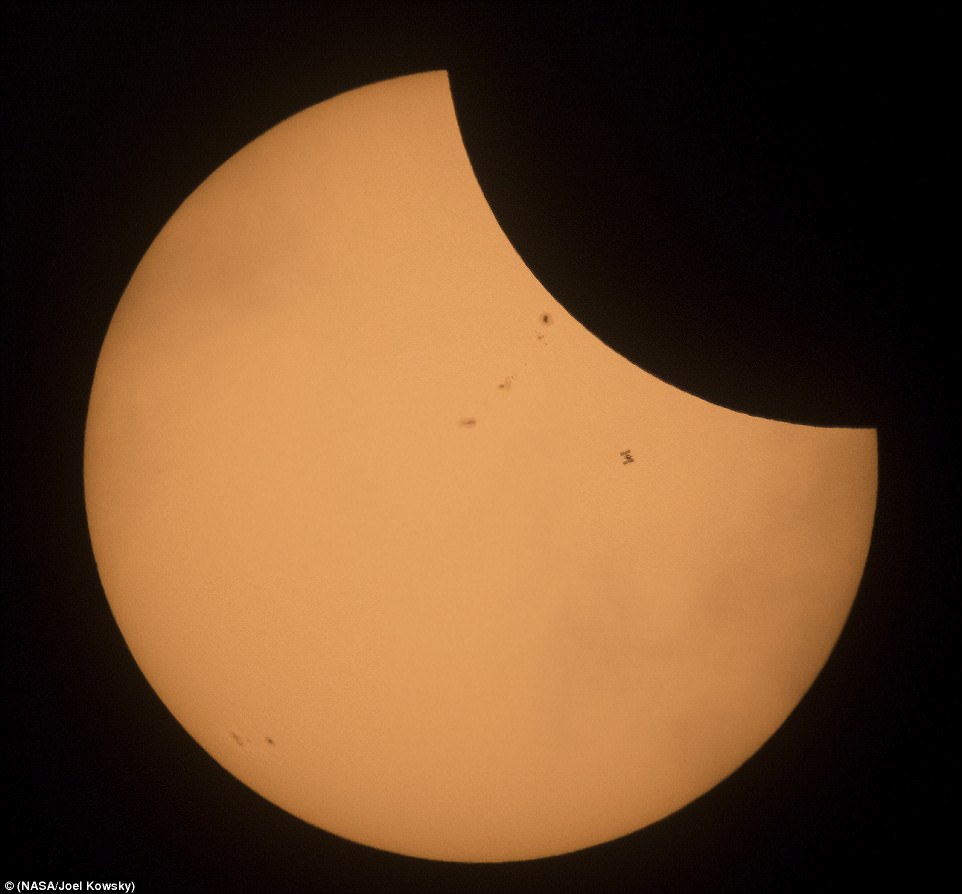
[4,3,954,892]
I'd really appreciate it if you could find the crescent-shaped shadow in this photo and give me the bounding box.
[448,64,880,428]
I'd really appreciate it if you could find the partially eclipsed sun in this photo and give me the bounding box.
[84,71,877,862]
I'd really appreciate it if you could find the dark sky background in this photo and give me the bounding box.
[4,3,954,892]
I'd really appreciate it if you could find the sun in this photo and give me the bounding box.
[84,70,877,862]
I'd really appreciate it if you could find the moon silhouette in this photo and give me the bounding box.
[84,70,877,862]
